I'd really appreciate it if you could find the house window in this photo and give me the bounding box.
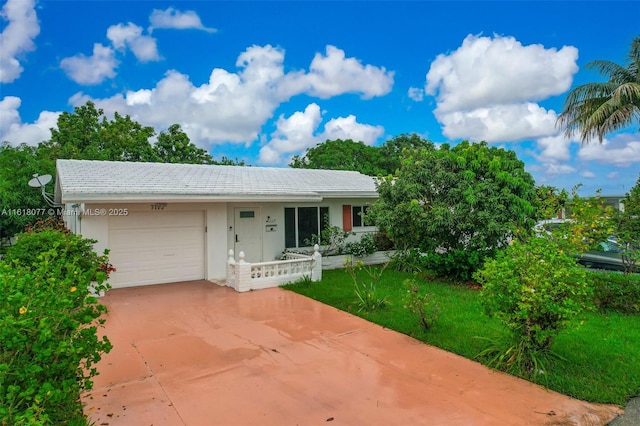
[284,207,329,248]
[352,205,372,227]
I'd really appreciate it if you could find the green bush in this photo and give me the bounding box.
[345,233,377,258]
[389,249,425,273]
[373,231,395,251]
[475,237,592,375]
[422,249,482,282]
[0,229,112,425]
[305,224,353,256]
[590,271,640,314]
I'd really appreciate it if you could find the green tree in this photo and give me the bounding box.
[0,143,54,243]
[289,139,386,176]
[379,133,432,175]
[214,156,246,166]
[40,101,155,161]
[41,101,103,160]
[153,124,214,164]
[99,113,155,161]
[558,36,640,143]
[370,141,539,280]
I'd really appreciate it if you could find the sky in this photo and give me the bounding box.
[1,0,639,196]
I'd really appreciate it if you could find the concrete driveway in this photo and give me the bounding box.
[82,280,621,426]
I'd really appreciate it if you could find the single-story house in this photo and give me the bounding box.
[54,159,378,289]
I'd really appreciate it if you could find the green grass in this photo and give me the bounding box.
[284,268,640,406]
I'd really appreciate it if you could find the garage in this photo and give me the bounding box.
[107,211,206,288]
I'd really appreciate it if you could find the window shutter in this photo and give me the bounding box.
[343,205,352,231]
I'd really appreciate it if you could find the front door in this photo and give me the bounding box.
[234,208,262,262]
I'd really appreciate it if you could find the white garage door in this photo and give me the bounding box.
[107,211,205,288]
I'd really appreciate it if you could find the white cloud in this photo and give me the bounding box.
[149,7,216,33]
[607,171,620,180]
[125,89,153,106]
[60,43,119,85]
[438,102,558,142]
[533,162,577,177]
[408,87,424,102]
[0,96,59,145]
[258,103,384,165]
[426,34,578,113]
[425,34,578,143]
[578,133,640,166]
[580,171,596,178]
[0,0,40,83]
[261,103,323,162]
[535,134,573,163]
[283,45,394,99]
[106,23,160,62]
[322,115,384,144]
[69,44,390,151]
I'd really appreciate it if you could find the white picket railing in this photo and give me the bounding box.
[226,245,322,292]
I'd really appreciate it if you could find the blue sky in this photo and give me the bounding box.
[1,1,639,195]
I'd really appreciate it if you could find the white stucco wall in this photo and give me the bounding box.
[69,197,376,286]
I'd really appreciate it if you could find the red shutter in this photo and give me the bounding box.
[342,205,352,231]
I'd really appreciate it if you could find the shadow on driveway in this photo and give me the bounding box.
[83,280,622,425]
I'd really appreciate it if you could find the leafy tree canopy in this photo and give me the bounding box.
[370,141,539,280]
[41,102,156,161]
[154,124,214,164]
[0,142,54,242]
[290,139,386,176]
[378,133,433,175]
[289,133,432,176]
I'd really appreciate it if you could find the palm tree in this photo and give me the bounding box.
[557,37,640,143]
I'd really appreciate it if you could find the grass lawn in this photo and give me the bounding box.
[283,268,640,406]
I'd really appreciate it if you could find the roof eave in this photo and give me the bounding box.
[318,191,379,198]
[59,193,325,204]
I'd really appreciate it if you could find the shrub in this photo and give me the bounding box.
[345,233,377,258]
[474,237,592,375]
[422,249,483,282]
[373,231,395,251]
[590,271,640,314]
[0,229,112,425]
[389,248,425,273]
[306,224,353,256]
[402,279,438,331]
[345,259,388,312]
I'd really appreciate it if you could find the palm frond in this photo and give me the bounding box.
[557,37,640,143]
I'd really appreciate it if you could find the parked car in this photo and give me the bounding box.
[578,238,629,272]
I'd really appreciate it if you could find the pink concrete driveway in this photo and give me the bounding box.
[83,281,621,426]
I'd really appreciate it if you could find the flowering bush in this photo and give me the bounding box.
[0,229,112,425]
[345,233,377,258]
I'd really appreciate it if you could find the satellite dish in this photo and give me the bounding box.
[28,174,52,188]
[28,173,60,207]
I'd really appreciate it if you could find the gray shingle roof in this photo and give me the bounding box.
[56,159,379,203]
